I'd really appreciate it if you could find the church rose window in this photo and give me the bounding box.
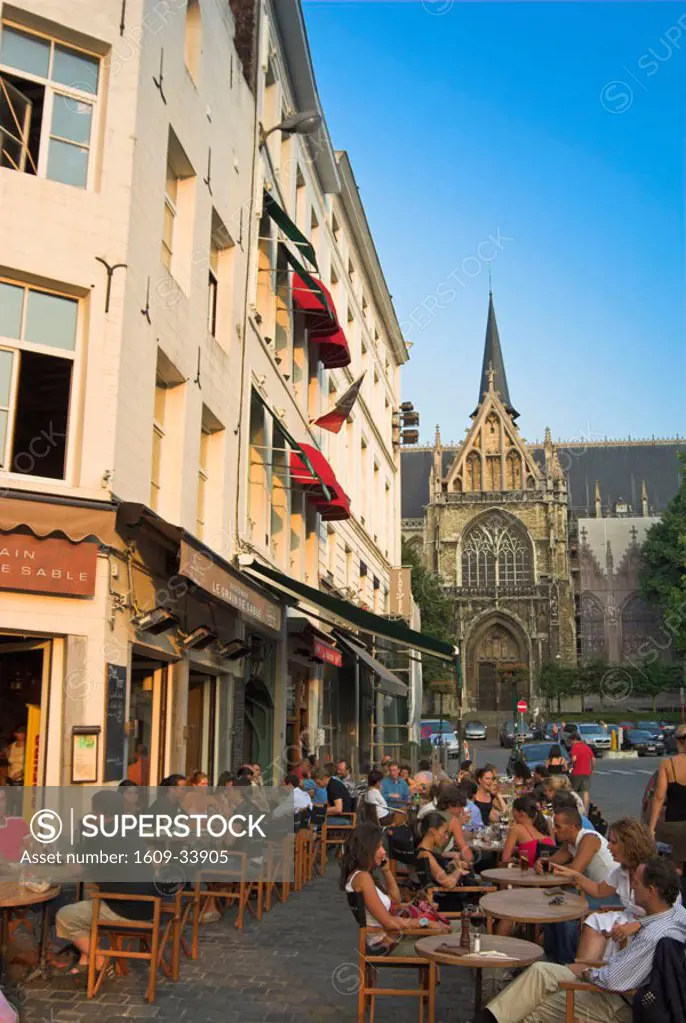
[461,513,532,588]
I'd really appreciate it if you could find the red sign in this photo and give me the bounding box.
[313,638,343,668]
[421,725,432,739]
[0,533,97,597]
[517,699,528,714]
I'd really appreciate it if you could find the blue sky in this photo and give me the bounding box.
[303,1,685,444]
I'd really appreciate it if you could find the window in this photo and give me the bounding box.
[162,159,178,271]
[207,210,235,343]
[360,436,368,525]
[0,279,77,479]
[161,129,196,283]
[184,0,201,84]
[196,426,209,538]
[331,212,340,243]
[461,514,532,589]
[326,527,336,577]
[248,389,269,547]
[310,208,319,267]
[151,380,166,511]
[0,22,99,188]
[344,546,353,589]
[271,423,289,567]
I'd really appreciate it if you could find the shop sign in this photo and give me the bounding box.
[179,541,282,632]
[0,533,97,597]
[390,567,412,620]
[313,638,343,667]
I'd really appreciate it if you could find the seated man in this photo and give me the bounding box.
[380,760,410,811]
[322,762,355,824]
[536,806,615,962]
[55,790,161,983]
[478,857,686,1023]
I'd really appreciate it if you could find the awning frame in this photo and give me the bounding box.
[334,631,407,697]
[243,558,458,663]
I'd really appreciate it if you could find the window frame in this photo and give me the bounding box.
[0,277,79,482]
[151,379,167,511]
[0,20,100,190]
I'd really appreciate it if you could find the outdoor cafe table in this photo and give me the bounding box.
[414,934,543,1013]
[481,867,561,888]
[479,887,588,935]
[0,882,61,983]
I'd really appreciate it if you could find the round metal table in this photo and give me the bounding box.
[480,887,588,930]
[415,933,543,1012]
[481,867,562,888]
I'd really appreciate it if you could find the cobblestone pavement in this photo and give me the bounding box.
[15,864,481,1023]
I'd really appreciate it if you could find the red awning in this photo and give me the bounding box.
[291,273,330,316]
[312,326,351,369]
[291,271,351,369]
[290,444,338,499]
[317,491,351,521]
[289,444,351,520]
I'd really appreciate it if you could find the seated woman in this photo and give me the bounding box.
[552,817,656,962]
[546,745,568,775]
[364,770,394,825]
[500,796,555,869]
[512,761,533,794]
[545,777,595,829]
[435,785,474,865]
[342,822,450,953]
[415,813,470,912]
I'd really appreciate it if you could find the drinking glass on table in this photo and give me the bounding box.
[519,849,529,872]
[538,849,552,875]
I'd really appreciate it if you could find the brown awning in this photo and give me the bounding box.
[0,495,117,544]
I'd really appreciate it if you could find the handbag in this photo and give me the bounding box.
[391,897,450,926]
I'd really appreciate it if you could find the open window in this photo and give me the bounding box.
[0,279,78,480]
[0,22,99,188]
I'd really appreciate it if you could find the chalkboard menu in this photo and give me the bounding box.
[104,663,127,782]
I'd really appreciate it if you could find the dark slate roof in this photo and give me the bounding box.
[472,292,518,419]
[530,442,685,515]
[401,442,685,520]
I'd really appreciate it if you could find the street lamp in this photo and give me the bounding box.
[260,110,322,145]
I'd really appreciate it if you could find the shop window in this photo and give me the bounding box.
[0,22,99,188]
[184,0,201,85]
[0,279,77,479]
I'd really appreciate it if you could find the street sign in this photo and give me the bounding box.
[517,699,528,714]
[421,725,432,739]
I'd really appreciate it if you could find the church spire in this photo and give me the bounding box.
[473,291,518,419]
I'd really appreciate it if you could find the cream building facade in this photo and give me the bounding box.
[0,0,442,786]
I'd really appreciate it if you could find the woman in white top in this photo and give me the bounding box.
[342,821,449,951]
[553,817,657,961]
[364,770,394,825]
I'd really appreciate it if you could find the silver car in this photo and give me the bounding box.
[464,720,487,740]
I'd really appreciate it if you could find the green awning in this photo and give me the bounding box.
[335,633,407,697]
[264,191,318,272]
[244,560,457,662]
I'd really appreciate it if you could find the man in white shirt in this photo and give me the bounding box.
[286,774,313,813]
[476,858,686,1023]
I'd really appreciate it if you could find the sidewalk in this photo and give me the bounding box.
[17,865,478,1022]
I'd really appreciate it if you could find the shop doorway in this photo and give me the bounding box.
[0,637,51,786]
[185,673,217,782]
[243,676,273,780]
[285,668,310,770]
[129,656,169,787]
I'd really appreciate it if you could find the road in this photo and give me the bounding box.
[465,738,661,823]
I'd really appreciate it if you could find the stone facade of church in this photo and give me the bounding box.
[402,294,685,715]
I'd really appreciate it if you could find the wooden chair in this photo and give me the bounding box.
[264,836,294,911]
[294,808,312,892]
[559,979,630,1023]
[320,811,356,872]
[86,890,175,1003]
[308,804,328,878]
[190,854,251,953]
[348,891,437,1023]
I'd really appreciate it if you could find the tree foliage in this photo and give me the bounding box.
[639,455,686,666]
[401,538,455,685]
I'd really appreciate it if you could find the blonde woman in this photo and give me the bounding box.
[544,774,586,819]
[553,817,656,961]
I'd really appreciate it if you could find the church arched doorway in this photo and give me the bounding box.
[465,615,529,711]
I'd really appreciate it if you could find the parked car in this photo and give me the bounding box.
[638,721,670,742]
[563,722,612,757]
[420,719,460,757]
[464,720,487,741]
[507,742,570,776]
[623,729,665,757]
[499,719,534,748]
